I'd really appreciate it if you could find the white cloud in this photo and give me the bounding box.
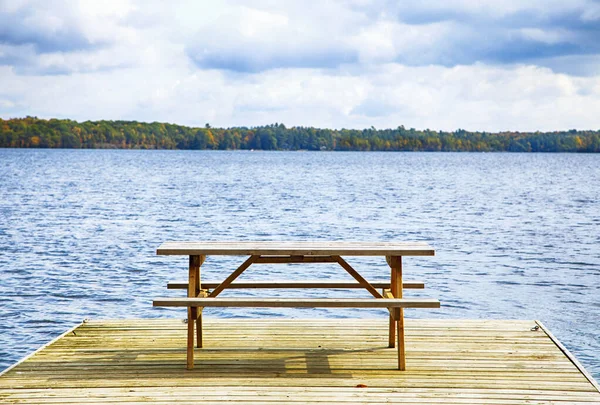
[3,59,600,132]
[185,3,361,72]
[1,0,600,131]
[518,28,575,45]
[0,98,16,108]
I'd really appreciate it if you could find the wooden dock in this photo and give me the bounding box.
[1,318,599,404]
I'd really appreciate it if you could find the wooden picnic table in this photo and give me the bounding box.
[153,241,439,370]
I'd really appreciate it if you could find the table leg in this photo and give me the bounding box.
[389,255,405,370]
[196,305,205,349]
[187,255,202,370]
[388,267,396,348]
[194,257,204,348]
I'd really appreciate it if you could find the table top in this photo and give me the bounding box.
[156,241,435,256]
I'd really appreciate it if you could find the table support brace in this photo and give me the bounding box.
[333,256,383,299]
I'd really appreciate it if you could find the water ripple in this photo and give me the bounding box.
[0,150,598,381]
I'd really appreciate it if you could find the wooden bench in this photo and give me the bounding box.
[153,241,439,371]
[166,280,426,290]
[153,297,440,308]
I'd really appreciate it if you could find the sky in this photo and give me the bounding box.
[1,0,600,131]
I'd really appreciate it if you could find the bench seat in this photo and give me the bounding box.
[167,280,425,290]
[153,297,440,309]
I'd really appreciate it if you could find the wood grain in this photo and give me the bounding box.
[167,280,426,289]
[153,297,441,308]
[1,318,598,404]
[157,241,435,256]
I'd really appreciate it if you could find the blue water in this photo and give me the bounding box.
[0,149,598,380]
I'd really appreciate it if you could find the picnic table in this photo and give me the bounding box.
[153,241,440,370]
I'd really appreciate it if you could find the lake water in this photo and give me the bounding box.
[0,149,598,380]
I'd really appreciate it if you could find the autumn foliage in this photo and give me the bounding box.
[1,117,598,152]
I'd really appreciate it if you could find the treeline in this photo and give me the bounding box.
[1,117,599,152]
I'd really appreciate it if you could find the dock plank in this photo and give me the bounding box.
[1,319,598,404]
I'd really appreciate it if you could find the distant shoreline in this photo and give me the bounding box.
[2,148,599,154]
[2,117,599,152]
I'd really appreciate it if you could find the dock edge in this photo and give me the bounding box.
[0,320,85,378]
[536,320,600,393]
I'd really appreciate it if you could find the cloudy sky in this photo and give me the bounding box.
[1,0,600,131]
